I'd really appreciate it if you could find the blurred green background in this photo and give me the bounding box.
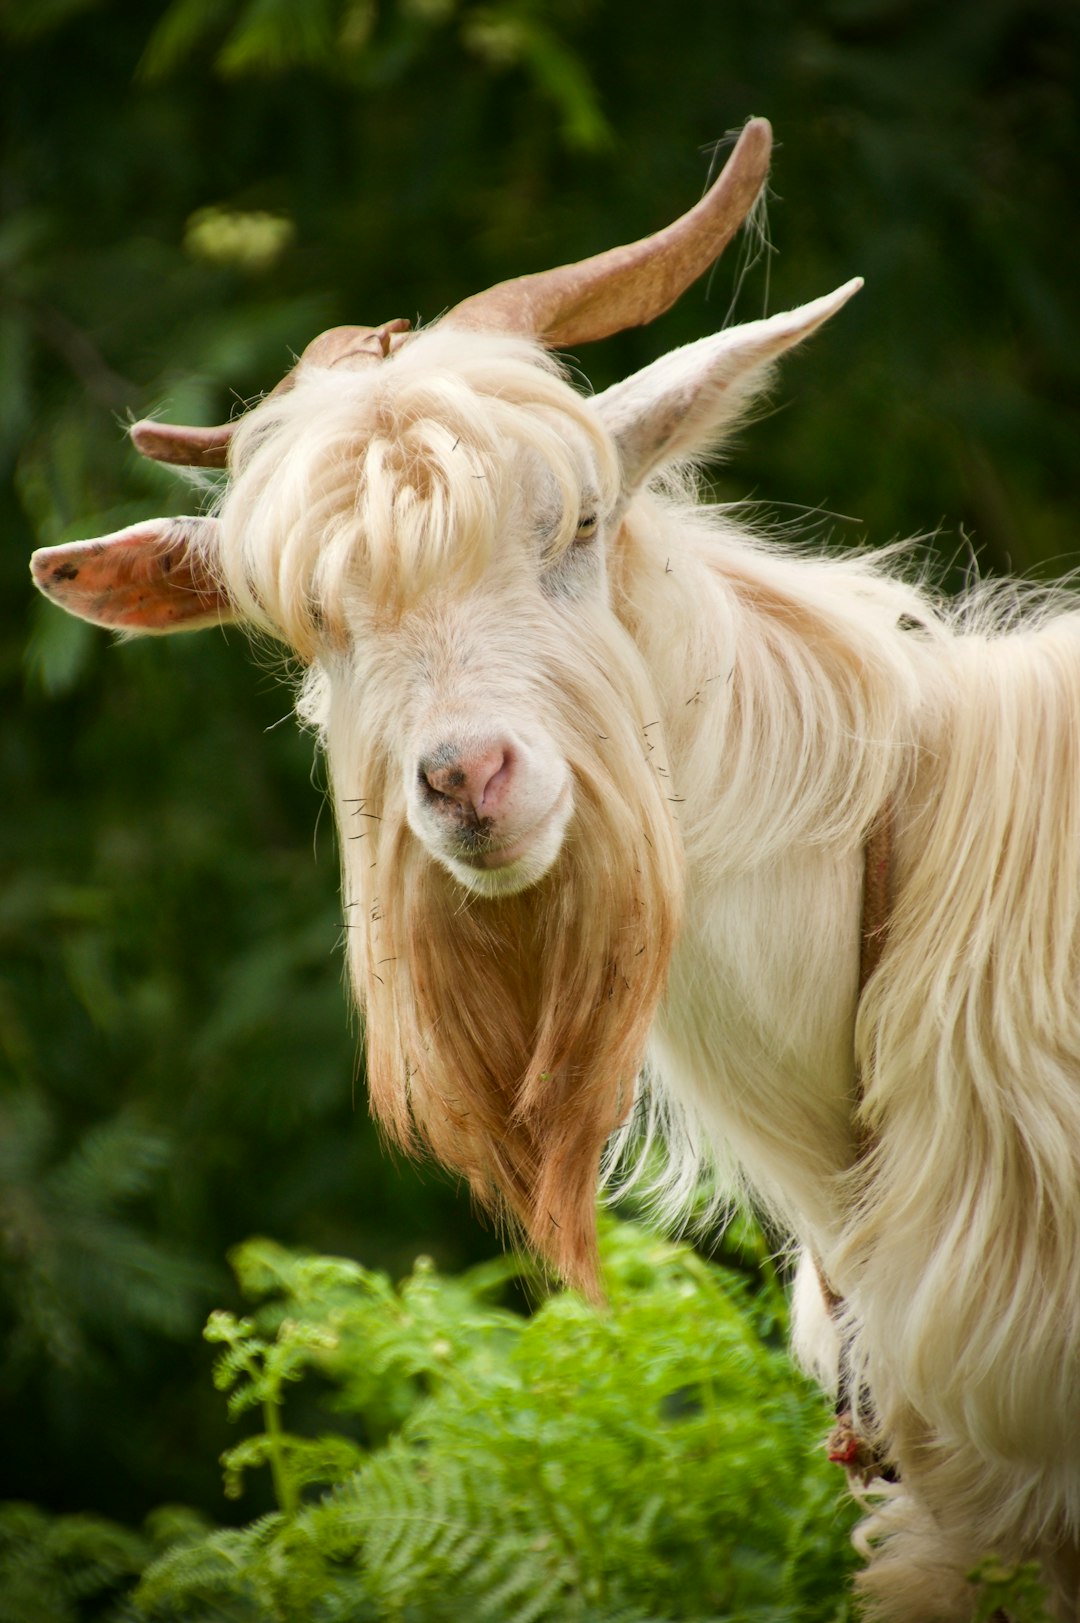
[2,0,1077,1529]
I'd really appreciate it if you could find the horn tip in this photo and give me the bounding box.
[735,116,773,169]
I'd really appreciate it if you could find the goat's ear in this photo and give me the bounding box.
[30,517,237,634]
[594,278,862,497]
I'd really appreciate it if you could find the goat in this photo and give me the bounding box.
[31,118,1080,1620]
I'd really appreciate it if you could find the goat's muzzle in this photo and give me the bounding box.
[408,733,574,895]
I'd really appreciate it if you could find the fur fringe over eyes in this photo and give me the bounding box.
[217,332,618,654]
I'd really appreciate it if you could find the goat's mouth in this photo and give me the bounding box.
[461,784,572,872]
[435,783,573,898]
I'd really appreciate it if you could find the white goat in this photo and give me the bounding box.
[31,119,1080,1620]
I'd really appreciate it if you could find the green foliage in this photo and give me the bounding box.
[969,1557,1053,1623]
[0,1501,149,1623]
[2,1221,865,1622]
[3,1222,1060,1621]
[0,1090,215,1380]
[134,0,611,151]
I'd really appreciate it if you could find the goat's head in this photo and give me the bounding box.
[30,119,860,1291]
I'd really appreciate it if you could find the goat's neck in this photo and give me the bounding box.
[616,504,923,1246]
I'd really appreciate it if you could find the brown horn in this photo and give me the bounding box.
[129,319,412,468]
[128,119,770,467]
[440,117,772,346]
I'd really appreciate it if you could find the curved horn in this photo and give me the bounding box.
[440,117,772,346]
[129,119,770,467]
[129,319,412,468]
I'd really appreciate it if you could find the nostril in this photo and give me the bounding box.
[418,743,515,817]
[421,762,466,799]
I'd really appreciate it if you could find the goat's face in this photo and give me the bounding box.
[381,443,610,901]
[397,589,583,900]
[217,334,660,908]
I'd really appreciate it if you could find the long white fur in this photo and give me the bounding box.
[165,321,1080,1616]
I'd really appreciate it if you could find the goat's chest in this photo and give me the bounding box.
[648,847,863,1240]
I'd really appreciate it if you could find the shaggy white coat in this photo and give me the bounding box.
[36,317,1080,1619]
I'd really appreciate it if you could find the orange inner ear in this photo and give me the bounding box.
[31,519,235,634]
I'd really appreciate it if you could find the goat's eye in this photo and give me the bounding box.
[574,514,599,544]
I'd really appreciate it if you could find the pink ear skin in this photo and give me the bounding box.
[30,518,236,634]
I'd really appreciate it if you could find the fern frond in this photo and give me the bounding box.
[0,1501,148,1623]
[135,1514,284,1611]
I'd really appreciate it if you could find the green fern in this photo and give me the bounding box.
[3,1216,1061,1622]
[0,1089,215,1381]
[125,1218,858,1622]
[0,1502,148,1623]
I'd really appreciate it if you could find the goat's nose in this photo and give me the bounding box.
[420,743,514,818]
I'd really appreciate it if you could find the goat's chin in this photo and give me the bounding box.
[441,849,553,898]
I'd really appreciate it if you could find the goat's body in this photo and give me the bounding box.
[614,496,1080,1617]
[245,345,1080,1615]
[36,266,1080,1611]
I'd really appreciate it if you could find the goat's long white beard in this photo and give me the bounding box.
[321,608,683,1295]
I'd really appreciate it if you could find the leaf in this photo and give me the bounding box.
[137,0,233,79]
[216,0,338,77]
